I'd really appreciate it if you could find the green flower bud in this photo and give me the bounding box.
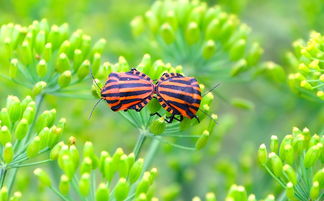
[131,16,145,37]
[48,25,60,49]
[207,114,218,134]
[79,173,91,196]
[205,19,221,39]
[114,178,130,201]
[310,181,320,200]
[127,153,135,169]
[80,157,93,174]
[59,174,70,195]
[69,30,82,50]
[38,127,50,149]
[304,143,322,168]
[96,183,109,201]
[31,81,47,97]
[35,30,46,53]
[77,60,90,80]
[73,49,83,70]
[285,182,295,201]
[230,59,247,77]
[229,39,246,61]
[36,60,47,77]
[83,141,98,168]
[145,11,158,33]
[264,194,275,201]
[292,134,304,154]
[279,135,293,158]
[48,126,62,147]
[9,58,18,78]
[81,35,92,56]
[195,130,210,150]
[270,135,279,153]
[61,154,76,178]
[136,193,148,201]
[149,117,166,135]
[20,40,32,65]
[69,144,80,167]
[104,157,114,182]
[230,98,254,110]
[147,98,161,114]
[56,53,71,73]
[91,53,101,76]
[129,158,144,184]
[282,144,294,165]
[98,151,110,175]
[313,168,324,186]
[202,40,216,60]
[58,70,72,88]
[309,134,320,147]
[50,141,64,160]
[258,144,268,165]
[135,176,150,196]
[0,187,8,201]
[192,197,201,201]
[160,23,175,44]
[246,42,263,66]
[118,154,129,178]
[0,109,11,128]
[0,126,11,145]
[269,152,283,177]
[27,136,41,158]
[43,43,52,61]
[227,185,248,201]
[3,143,14,163]
[15,118,29,140]
[112,148,124,172]
[247,194,256,201]
[283,164,297,185]
[58,40,71,56]
[7,96,22,124]
[185,22,200,45]
[91,38,106,56]
[34,168,51,187]
[9,191,22,201]
[205,192,216,201]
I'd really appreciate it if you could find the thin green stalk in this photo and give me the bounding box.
[133,131,147,159]
[142,137,160,172]
[8,159,53,169]
[49,186,72,201]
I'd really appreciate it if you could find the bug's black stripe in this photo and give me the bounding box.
[105,83,152,90]
[165,79,196,85]
[106,99,118,104]
[109,73,120,78]
[105,79,118,84]
[158,91,201,104]
[158,84,200,93]
[168,101,196,117]
[102,90,152,97]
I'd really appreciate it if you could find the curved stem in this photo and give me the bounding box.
[133,131,147,159]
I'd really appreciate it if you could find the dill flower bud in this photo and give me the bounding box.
[268,152,283,177]
[283,164,297,185]
[96,183,109,201]
[104,157,114,182]
[0,109,11,128]
[80,157,93,174]
[160,23,175,44]
[257,144,268,165]
[9,58,18,78]
[0,126,11,145]
[118,155,129,178]
[114,178,130,201]
[195,130,210,150]
[59,174,70,195]
[58,70,72,88]
[31,81,47,97]
[304,143,322,168]
[270,135,279,153]
[285,182,295,200]
[83,141,99,169]
[27,136,41,158]
[3,143,14,163]
[34,168,51,187]
[15,118,29,140]
[129,158,144,184]
[149,117,166,135]
[205,192,216,201]
[0,187,8,201]
[36,59,48,77]
[79,173,91,196]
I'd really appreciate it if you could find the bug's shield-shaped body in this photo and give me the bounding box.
[101,69,154,111]
[156,72,201,120]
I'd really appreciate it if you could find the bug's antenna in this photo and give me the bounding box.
[90,68,102,91]
[88,99,103,120]
[202,83,221,97]
[198,109,218,124]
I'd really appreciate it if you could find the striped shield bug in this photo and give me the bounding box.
[152,72,202,123]
[100,68,154,112]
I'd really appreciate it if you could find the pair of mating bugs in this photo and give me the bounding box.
[99,68,202,123]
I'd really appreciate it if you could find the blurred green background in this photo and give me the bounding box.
[0,0,323,200]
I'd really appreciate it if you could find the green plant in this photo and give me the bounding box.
[0,95,65,196]
[258,127,323,201]
[286,31,324,102]
[34,139,158,201]
[0,19,106,98]
[131,0,263,80]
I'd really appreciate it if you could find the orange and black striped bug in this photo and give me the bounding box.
[100,68,154,112]
[151,72,202,123]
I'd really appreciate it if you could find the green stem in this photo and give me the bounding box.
[49,186,71,201]
[8,159,53,169]
[133,131,147,159]
[142,137,160,172]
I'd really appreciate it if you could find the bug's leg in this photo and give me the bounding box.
[193,115,200,123]
[165,114,175,123]
[150,112,162,117]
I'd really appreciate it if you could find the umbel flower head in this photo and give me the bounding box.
[131,0,263,79]
[0,19,106,97]
[258,127,323,201]
[93,54,218,151]
[35,139,158,201]
[0,95,65,197]
[286,31,324,101]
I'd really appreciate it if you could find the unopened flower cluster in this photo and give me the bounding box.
[258,127,323,201]
[286,31,324,101]
[35,139,158,201]
[0,19,106,97]
[131,0,263,78]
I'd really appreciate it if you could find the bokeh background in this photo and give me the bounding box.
[0,0,323,200]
